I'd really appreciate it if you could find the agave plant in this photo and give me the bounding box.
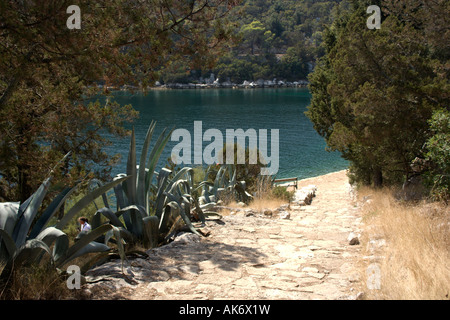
[0,173,130,279]
[102,121,176,248]
[153,166,207,240]
[198,164,253,205]
[93,121,255,251]
[154,163,254,241]
[107,121,223,248]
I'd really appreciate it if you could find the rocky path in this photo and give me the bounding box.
[84,170,363,300]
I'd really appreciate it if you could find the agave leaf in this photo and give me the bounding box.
[193,180,209,192]
[199,202,216,210]
[65,241,111,265]
[164,192,182,207]
[111,226,127,264]
[203,211,223,220]
[115,205,146,238]
[29,184,78,239]
[0,229,17,262]
[164,215,185,242]
[113,174,128,208]
[35,227,69,263]
[116,204,147,218]
[57,224,112,267]
[126,127,137,205]
[0,202,19,237]
[212,166,226,196]
[113,175,132,230]
[89,179,110,209]
[16,195,33,223]
[130,209,144,239]
[178,199,201,237]
[168,167,194,189]
[13,239,52,267]
[55,176,130,230]
[144,127,175,196]
[13,178,52,247]
[113,183,127,210]
[192,196,206,225]
[96,207,125,228]
[143,216,159,248]
[137,121,156,208]
[154,168,172,218]
[90,210,103,230]
[201,182,212,204]
[158,201,178,235]
[230,164,237,185]
[219,165,230,188]
[168,180,191,199]
[105,226,134,244]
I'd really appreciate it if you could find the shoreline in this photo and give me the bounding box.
[275,169,350,189]
[297,169,349,185]
[103,81,309,92]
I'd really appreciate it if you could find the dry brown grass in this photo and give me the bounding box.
[217,197,288,217]
[0,264,83,300]
[357,187,450,300]
[0,250,107,300]
[247,197,287,212]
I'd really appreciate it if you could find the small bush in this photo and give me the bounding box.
[424,109,450,202]
[270,186,294,202]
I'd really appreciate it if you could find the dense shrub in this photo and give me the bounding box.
[270,185,294,202]
[424,109,450,202]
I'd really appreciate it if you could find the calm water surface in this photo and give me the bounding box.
[102,88,348,179]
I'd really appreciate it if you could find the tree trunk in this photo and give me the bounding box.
[373,167,383,188]
[17,163,33,203]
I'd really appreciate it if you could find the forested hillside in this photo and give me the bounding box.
[159,0,348,84]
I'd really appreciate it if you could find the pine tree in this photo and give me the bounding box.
[306,0,449,188]
[0,0,239,202]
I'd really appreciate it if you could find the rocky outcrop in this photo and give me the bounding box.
[294,185,317,205]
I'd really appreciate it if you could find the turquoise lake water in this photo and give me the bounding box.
[103,88,348,180]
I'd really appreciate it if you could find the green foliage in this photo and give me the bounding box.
[214,50,313,83]
[271,186,294,202]
[159,0,349,84]
[0,172,128,280]
[219,143,266,194]
[214,54,265,83]
[106,122,246,248]
[306,0,449,191]
[240,20,267,55]
[198,164,254,206]
[424,109,450,201]
[105,122,177,247]
[0,0,239,203]
[60,187,112,239]
[159,61,193,84]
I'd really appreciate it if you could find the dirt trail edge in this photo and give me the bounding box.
[84,170,363,300]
